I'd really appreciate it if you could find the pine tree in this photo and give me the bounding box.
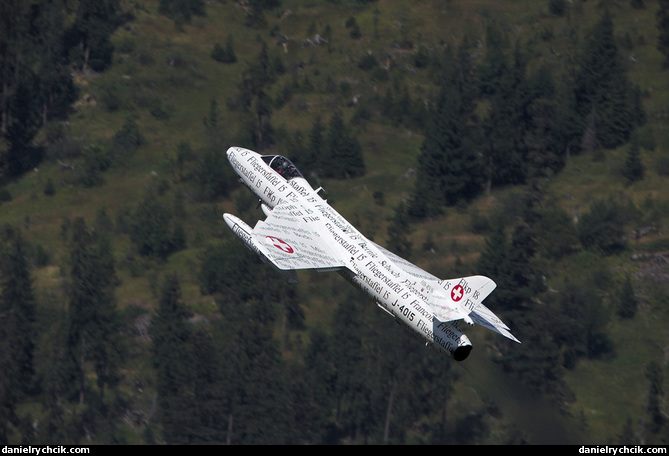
[644,362,666,436]
[65,217,121,405]
[216,297,294,444]
[478,22,509,97]
[4,73,43,178]
[0,228,37,441]
[657,0,669,68]
[159,0,205,24]
[575,11,642,150]
[617,274,637,319]
[188,326,227,443]
[482,42,530,187]
[0,229,36,392]
[33,0,78,125]
[477,222,511,309]
[524,65,568,178]
[622,134,645,184]
[324,111,365,179]
[386,202,412,258]
[308,116,325,172]
[291,329,336,443]
[67,0,123,72]
[211,36,237,64]
[253,88,274,151]
[410,48,483,217]
[577,198,626,255]
[329,296,365,440]
[0,1,30,135]
[151,273,199,443]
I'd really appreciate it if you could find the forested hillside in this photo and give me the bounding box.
[1,0,669,445]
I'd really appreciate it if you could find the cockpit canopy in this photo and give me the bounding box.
[261,155,304,181]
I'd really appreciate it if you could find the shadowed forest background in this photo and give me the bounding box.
[1,0,669,444]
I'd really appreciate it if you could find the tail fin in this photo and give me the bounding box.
[433,275,521,343]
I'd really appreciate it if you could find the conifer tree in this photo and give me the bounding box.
[644,362,666,436]
[0,1,30,135]
[34,0,78,125]
[575,11,643,150]
[188,326,226,443]
[216,296,294,444]
[67,0,123,72]
[0,228,37,441]
[622,134,645,184]
[617,274,637,319]
[159,0,205,24]
[386,202,412,258]
[410,47,483,217]
[482,42,530,187]
[65,217,121,405]
[524,65,568,178]
[577,198,626,255]
[0,229,36,392]
[308,116,325,172]
[476,222,511,309]
[478,22,509,97]
[291,329,336,443]
[657,0,669,68]
[150,273,195,443]
[330,297,365,440]
[323,111,365,179]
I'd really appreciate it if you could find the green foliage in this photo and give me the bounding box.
[150,274,228,443]
[2,75,44,179]
[0,228,37,436]
[43,178,56,196]
[78,144,112,188]
[617,274,637,319]
[386,202,412,258]
[211,36,237,64]
[577,198,627,255]
[643,362,667,436]
[158,0,206,24]
[346,16,362,39]
[129,185,186,259]
[357,53,379,71]
[0,0,118,182]
[410,45,483,217]
[534,205,579,260]
[482,43,530,186]
[548,0,567,17]
[314,111,365,179]
[657,0,669,68]
[66,0,125,72]
[621,135,645,184]
[574,11,645,150]
[66,217,122,404]
[2,0,669,445]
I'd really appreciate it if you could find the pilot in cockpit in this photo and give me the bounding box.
[262,155,304,180]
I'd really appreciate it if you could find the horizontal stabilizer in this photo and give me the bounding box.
[469,303,520,343]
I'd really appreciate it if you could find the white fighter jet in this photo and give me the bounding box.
[223,147,520,361]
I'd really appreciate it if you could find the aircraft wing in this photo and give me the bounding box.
[235,201,348,271]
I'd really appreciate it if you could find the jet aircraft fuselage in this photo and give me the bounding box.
[223,147,519,361]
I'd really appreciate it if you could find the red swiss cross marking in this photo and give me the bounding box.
[266,236,294,254]
[451,285,464,302]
